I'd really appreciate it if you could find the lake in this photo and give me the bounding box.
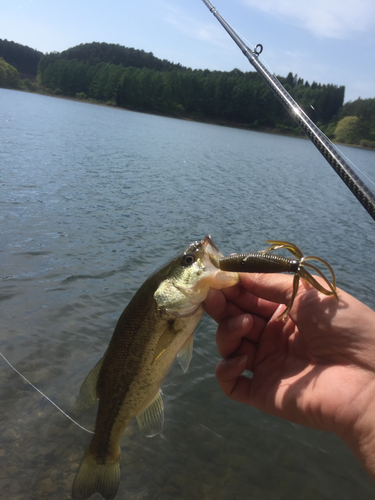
[1,88,375,500]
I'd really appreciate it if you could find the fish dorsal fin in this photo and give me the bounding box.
[152,324,176,364]
[177,334,194,373]
[136,391,164,437]
[79,356,104,407]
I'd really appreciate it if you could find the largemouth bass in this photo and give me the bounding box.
[72,235,239,500]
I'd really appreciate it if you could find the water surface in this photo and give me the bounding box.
[1,89,375,499]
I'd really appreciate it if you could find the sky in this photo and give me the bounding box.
[1,0,375,103]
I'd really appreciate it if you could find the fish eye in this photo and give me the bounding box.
[182,254,195,266]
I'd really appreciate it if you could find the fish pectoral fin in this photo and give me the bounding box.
[152,325,177,364]
[136,390,164,437]
[177,334,194,373]
[79,356,104,407]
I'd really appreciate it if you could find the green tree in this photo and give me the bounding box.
[334,116,361,144]
[0,57,20,88]
[338,98,375,143]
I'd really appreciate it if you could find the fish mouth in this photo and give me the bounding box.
[202,235,224,268]
[201,235,239,289]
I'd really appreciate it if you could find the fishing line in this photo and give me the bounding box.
[0,351,94,434]
[332,147,375,189]
[0,318,216,436]
[201,0,375,222]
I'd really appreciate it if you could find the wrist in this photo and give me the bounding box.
[336,381,375,479]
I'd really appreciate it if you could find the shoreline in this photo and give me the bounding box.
[4,87,374,150]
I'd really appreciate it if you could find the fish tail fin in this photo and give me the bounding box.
[71,448,121,500]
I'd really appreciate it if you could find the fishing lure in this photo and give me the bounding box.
[219,240,338,321]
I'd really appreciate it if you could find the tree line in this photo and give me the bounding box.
[1,40,374,147]
[37,43,345,132]
[38,42,185,74]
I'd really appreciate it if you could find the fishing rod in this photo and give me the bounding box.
[201,0,375,222]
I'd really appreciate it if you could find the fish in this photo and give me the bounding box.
[71,235,239,500]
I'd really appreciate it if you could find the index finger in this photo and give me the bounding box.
[237,273,296,306]
[221,281,281,319]
[204,276,285,323]
[204,286,244,323]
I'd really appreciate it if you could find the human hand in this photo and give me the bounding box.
[204,273,375,478]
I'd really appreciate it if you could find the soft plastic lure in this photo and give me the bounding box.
[219,240,338,321]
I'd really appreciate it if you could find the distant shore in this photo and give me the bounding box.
[6,87,375,151]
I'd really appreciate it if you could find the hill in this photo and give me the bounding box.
[0,39,42,77]
[38,42,186,74]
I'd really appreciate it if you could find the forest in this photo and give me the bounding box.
[37,43,345,133]
[0,39,42,92]
[0,39,42,77]
[1,40,374,148]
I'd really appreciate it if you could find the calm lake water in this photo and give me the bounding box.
[1,88,375,500]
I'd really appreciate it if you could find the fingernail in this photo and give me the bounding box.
[228,315,246,331]
[227,355,247,367]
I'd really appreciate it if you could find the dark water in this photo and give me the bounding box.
[1,88,375,499]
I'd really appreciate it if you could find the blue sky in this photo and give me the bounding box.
[2,0,375,103]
